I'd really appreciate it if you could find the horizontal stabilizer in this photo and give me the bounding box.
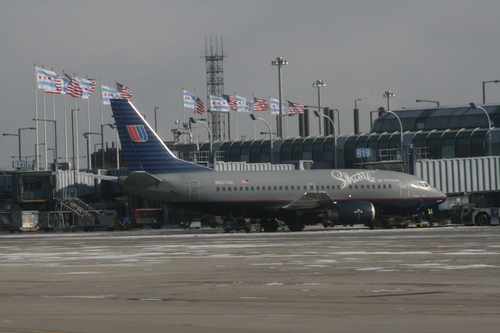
[282,192,334,211]
[122,171,163,187]
[84,173,119,183]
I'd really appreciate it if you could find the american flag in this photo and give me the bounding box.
[253,97,269,111]
[241,179,249,184]
[222,94,237,111]
[288,101,304,115]
[117,82,132,100]
[65,73,83,98]
[195,96,205,115]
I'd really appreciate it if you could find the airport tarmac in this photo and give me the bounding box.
[0,226,499,333]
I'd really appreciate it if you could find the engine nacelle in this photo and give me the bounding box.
[333,200,375,225]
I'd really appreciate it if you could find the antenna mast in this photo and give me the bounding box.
[203,35,228,141]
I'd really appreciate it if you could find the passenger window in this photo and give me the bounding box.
[216,187,220,192]
[285,186,288,190]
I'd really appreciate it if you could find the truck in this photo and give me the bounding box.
[450,204,500,226]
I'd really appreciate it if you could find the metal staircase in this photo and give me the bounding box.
[54,189,100,218]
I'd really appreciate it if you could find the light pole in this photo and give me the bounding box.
[2,127,36,161]
[189,117,213,164]
[416,99,440,106]
[71,108,80,170]
[313,111,338,168]
[271,56,288,138]
[482,80,500,104]
[100,124,115,169]
[382,108,404,162]
[33,119,57,170]
[470,103,492,156]
[83,132,102,169]
[313,80,326,136]
[383,91,395,110]
[250,114,274,163]
[354,99,361,134]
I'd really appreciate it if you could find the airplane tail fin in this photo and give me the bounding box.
[110,99,213,174]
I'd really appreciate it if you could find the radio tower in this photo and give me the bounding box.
[204,35,228,141]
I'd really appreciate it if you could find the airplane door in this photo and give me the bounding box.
[399,177,409,198]
[189,180,201,201]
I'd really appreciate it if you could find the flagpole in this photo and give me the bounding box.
[34,64,40,170]
[192,88,198,142]
[268,96,273,142]
[235,93,239,140]
[43,89,47,170]
[75,96,79,171]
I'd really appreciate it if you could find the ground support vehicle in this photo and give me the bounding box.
[223,217,251,233]
[11,211,39,232]
[131,208,164,229]
[451,204,500,226]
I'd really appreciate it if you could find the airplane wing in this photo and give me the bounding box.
[281,192,334,211]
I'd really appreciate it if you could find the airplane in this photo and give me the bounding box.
[105,98,447,232]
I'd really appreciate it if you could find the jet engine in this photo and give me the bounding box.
[332,200,375,225]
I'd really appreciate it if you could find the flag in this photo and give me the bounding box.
[236,96,252,113]
[117,82,132,100]
[59,75,70,94]
[253,97,269,111]
[183,90,196,109]
[270,98,281,115]
[288,101,304,115]
[195,96,205,115]
[65,73,83,98]
[80,78,96,99]
[102,85,121,105]
[222,94,237,111]
[210,95,230,112]
[36,67,59,93]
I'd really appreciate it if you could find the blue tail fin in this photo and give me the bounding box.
[110,99,213,174]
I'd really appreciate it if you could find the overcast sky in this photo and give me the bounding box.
[2,0,500,170]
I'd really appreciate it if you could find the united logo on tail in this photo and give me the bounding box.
[127,125,148,142]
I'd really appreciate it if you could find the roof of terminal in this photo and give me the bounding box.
[371,104,500,133]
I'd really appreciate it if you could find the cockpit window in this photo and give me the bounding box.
[411,181,431,189]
